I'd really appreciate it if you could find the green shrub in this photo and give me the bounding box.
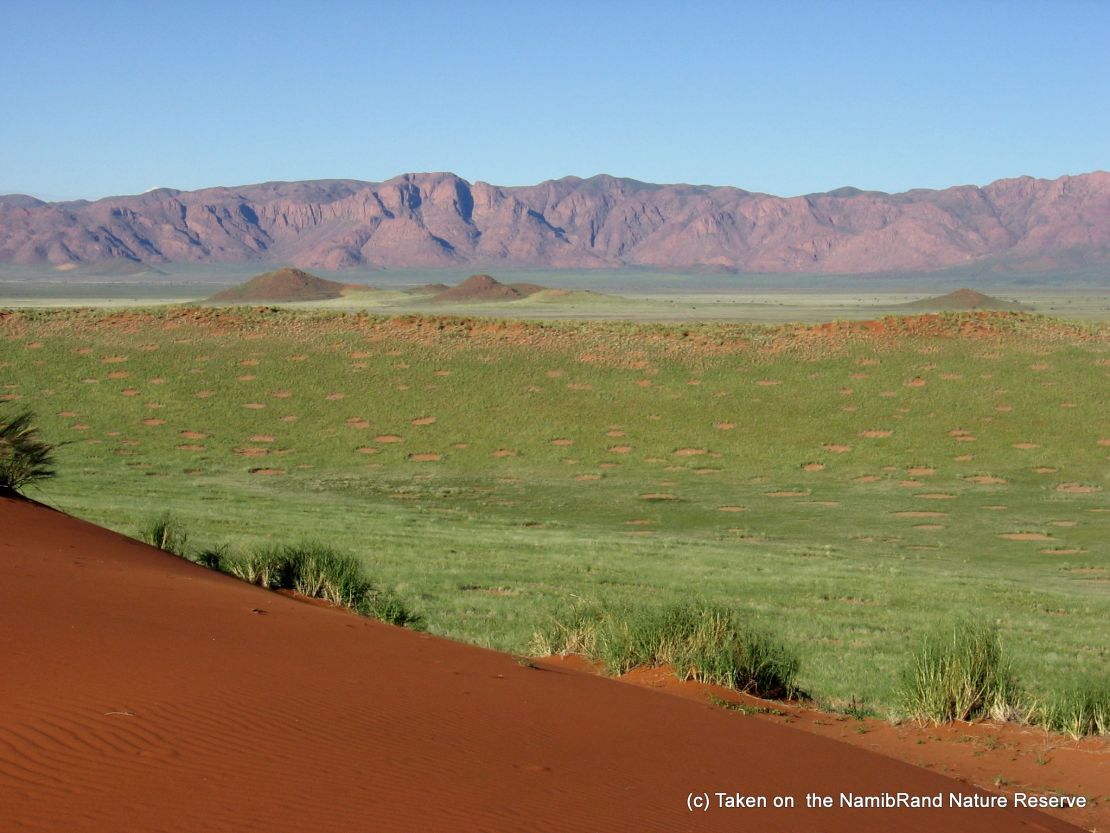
[534,601,799,699]
[899,620,1022,723]
[357,587,425,629]
[0,409,56,492]
[1038,682,1109,738]
[139,512,190,557]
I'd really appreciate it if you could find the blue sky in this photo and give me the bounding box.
[2,1,1107,200]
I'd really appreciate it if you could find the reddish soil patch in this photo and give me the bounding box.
[608,445,632,454]
[801,463,826,472]
[606,429,625,437]
[346,418,370,429]
[177,444,205,452]
[492,449,517,458]
[408,453,443,462]
[906,467,935,476]
[755,379,782,386]
[550,438,574,446]
[107,371,129,380]
[375,435,403,444]
[966,475,1007,485]
[1056,483,1101,494]
[915,493,956,500]
[714,422,735,430]
[141,418,165,427]
[272,390,292,398]
[325,392,345,401]
[242,403,265,410]
[822,444,852,453]
[1013,442,1040,450]
[1041,548,1087,555]
[717,506,747,513]
[411,416,437,426]
[766,490,809,498]
[180,431,207,440]
[639,493,678,501]
[355,447,378,455]
[235,448,268,457]
[859,429,893,438]
[121,388,139,396]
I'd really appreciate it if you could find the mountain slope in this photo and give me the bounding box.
[1,171,1108,274]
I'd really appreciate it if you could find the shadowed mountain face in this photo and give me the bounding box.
[1,171,1108,274]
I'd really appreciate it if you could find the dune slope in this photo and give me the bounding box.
[0,494,1083,833]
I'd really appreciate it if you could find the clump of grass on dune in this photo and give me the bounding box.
[0,408,56,493]
[533,601,800,699]
[224,542,424,628]
[139,511,190,557]
[899,620,1023,724]
[133,515,422,628]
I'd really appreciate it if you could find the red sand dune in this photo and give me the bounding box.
[0,494,1086,833]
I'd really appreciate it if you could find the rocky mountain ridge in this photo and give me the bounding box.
[2,171,1108,274]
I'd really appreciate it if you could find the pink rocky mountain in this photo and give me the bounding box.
[1,171,1108,274]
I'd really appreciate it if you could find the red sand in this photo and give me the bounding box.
[0,494,1088,833]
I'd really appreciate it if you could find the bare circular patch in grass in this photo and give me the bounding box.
[765,490,809,497]
[243,403,265,410]
[608,445,632,454]
[177,444,205,452]
[411,416,437,426]
[915,493,956,500]
[550,438,574,446]
[965,475,1007,485]
[801,463,825,472]
[492,449,517,458]
[822,444,852,453]
[1040,548,1086,555]
[673,448,706,457]
[142,418,165,426]
[717,505,747,513]
[1056,482,1101,493]
[639,492,678,501]
[180,431,207,440]
[408,453,443,462]
[375,435,403,444]
[1012,442,1039,450]
[575,474,600,481]
[325,392,346,400]
[346,418,370,429]
[859,429,893,438]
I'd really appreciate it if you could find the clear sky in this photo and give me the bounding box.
[2,0,1107,201]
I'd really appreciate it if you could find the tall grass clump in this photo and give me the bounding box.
[533,601,799,699]
[899,620,1022,723]
[139,511,190,557]
[1038,682,1109,738]
[0,409,56,492]
[225,542,422,628]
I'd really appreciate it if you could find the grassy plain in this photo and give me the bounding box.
[2,307,1107,715]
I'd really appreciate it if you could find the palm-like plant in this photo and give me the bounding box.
[0,409,57,492]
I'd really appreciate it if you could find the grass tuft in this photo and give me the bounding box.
[0,409,56,492]
[533,601,799,699]
[139,511,190,557]
[899,620,1022,723]
[1038,682,1109,738]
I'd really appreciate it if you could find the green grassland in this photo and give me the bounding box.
[2,307,1107,715]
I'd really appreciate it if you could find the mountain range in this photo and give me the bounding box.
[2,171,1108,274]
